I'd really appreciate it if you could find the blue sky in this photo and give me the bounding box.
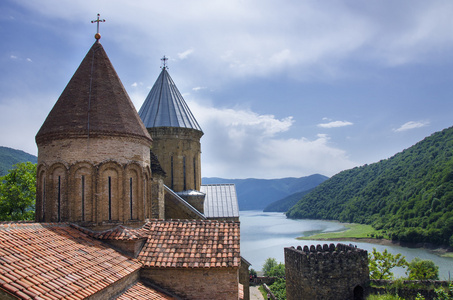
[1,0,453,179]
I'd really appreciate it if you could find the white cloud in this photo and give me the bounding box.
[393,120,430,132]
[318,120,353,128]
[15,1,453,82]
[178,49,194,60]
[192,87,206,91]
[131,82,138,87]
[10,55,17,59]
[188,100,355,178]
[26,58,32,62]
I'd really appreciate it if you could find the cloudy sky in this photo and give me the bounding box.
[1,0,453,179]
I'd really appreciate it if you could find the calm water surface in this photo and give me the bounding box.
[240,211,453,279]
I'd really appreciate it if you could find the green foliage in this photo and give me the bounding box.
[434,282,453,300]
[261,258,286,299]
[250,268,257,276]
[366,295,404,300]
[287,126,453,246]
[269,278,286,300]
[262,257,278,276]
[369,248,408,280]
[267,263,285,278]
[0,162,36,220]
[407,258,439,280]
[416,293,426,300]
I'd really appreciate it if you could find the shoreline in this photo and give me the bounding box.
[306,236,453,258]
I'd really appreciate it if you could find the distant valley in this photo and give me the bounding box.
[202,175,328,210]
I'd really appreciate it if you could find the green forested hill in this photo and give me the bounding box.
[0,147,37,176]
[287,126,453,246]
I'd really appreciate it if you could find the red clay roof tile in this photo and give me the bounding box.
[0,223,142,299]
[138,220,240,268]
[117,281,175,300]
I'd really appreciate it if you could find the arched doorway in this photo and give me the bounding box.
[354,285,364,300]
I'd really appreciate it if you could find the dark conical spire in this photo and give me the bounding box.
[36,41,151,145]
[138,67,202,132]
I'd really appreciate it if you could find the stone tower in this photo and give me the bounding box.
[285,243,369,300]
[139,64,203,195]
[35,39,153,230]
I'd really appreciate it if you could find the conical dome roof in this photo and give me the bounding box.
[36,41,152,145]
[138,68,202,132]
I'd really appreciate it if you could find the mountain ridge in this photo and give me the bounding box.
[0,146,37,176]
[202,174,328,210]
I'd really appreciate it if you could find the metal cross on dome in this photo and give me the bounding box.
[91,13,105,40]
[161,56,169,69]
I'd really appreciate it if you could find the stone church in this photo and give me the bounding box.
[0,28,248,300]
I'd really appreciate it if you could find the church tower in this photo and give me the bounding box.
[35,35,153,230]
[139,60,203,194]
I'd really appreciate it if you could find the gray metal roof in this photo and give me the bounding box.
[138,68,202,131]
[164,185,206,219]
[201,184,239,219]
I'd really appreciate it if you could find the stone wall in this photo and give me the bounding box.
[148,127,203,192]
[37,136,151,167]
[239,258,251,300]
[285,243,369,300]
[151,176,165,219]
[36,136,156,230]
[141,267,239,300]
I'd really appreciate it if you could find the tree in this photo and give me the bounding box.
[407,258,439,280]
[0,162,36,221]
[368,248,408,279]
[262,257,278,276]
[267,263,285,278]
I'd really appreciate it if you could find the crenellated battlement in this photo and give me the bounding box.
[285,243,369,300]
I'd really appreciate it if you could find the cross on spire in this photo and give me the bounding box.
[161,56,169,69]
[91,13,105,40]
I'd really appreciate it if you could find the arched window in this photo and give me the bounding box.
[99,163,122,222]
[72,164,93,222]
[183,156,186,190]
[126,164,143,221]
[49,165,66,222]
[170,156,174,190]
[193,157,197,189]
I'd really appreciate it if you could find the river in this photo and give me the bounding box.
[240,210,453,280]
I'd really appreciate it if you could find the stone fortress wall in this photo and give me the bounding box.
[285,243,369,300]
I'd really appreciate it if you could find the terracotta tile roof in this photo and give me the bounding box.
[0,223,142,299]
[138,220,240,268]
[117,281,175,300]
